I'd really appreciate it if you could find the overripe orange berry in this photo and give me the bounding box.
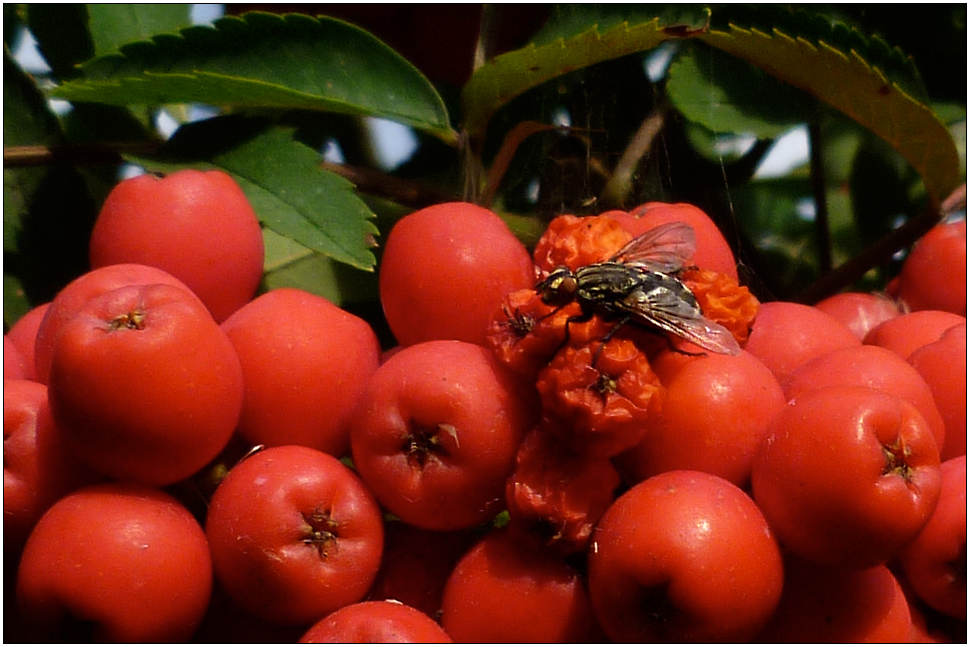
[533,215,632,275]
[535,337,664,457]
[505,426,621,555]
[485,289,614,378]
[681,267,760,346]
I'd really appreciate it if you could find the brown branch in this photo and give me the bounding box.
[941,183,967,216]
[794,181,967,304]
[5,144,454,210]
[473,4,502,75]
[599,106,668,209]
[792,201,946,304]
[320,162,456,209]
[4,143,160,168]
[463,5,506,204]
[462,131,482,205]
[479,121,560,208]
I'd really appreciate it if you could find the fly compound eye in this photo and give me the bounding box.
[558,275,578,296]
[536,267,577,305]
[538,268,577,305]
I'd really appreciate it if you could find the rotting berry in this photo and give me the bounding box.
[533,214,633,276]
[485,288,574,378]
[535,336,664,457]
[680,267,759,347]
[505,426,621,555]
[485,288,619,379]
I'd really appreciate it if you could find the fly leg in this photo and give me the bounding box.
[590,315,631,368]
[537,304,596,356]
[536,306,594,358]
[560,308,593,354]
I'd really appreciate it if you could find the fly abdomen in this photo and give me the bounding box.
[640,270,701,310]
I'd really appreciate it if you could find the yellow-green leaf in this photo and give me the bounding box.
[697,24,960,204]
[464,8,960,205]
[462,18,677,141]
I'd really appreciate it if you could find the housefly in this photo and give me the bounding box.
[535,221,741,355]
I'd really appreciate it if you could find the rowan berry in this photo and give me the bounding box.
[505,426,621,555]
[535,337,664,457]
[533,214,632,275]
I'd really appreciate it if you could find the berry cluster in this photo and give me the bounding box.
[4,184,965,643]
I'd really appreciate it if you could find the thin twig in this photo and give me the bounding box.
[808,119,832,273]
[792,201,945,304]
[320,162,455,208]
[941,183,967,216]
[473,4,501,73]
[480,121,559,208]
[5,144,454,209]
[464,4,504,203]
[4,143,160,168]
[599,105,669,209]
[462,131,482,205]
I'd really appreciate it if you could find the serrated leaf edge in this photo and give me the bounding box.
[126,136,379,272]
[700,23,960,203]
[50,12,458,145]
[462,18,669,138]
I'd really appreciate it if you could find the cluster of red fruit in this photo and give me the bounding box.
[4,169,966,643]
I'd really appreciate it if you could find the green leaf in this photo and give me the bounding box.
[4,53,99,311]
[51,12,457,144]
[128,116,379,271]
[261,229,379,307]
[849,132,925,243]
[462,17,680,139]
[463,5,959,204]
[4,274,30,330]
[696,22,960,205]
[529,4,710,46]
[4,45,62,148]
[667,44,816,138]
[4,51,62,250]
[704,5,929,104]
[87,4,194,58]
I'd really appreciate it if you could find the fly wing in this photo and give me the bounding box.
[622,283,741,355]
[611,221,696,273]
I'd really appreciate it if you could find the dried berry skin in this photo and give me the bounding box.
[485,288,571,378]
[535,337,664,457]
[533,215,633,275]
[485,289,617,379]
[681,267,760,346]
[505,426,621,555]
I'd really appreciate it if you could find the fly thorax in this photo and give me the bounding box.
[574,263,644,298]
